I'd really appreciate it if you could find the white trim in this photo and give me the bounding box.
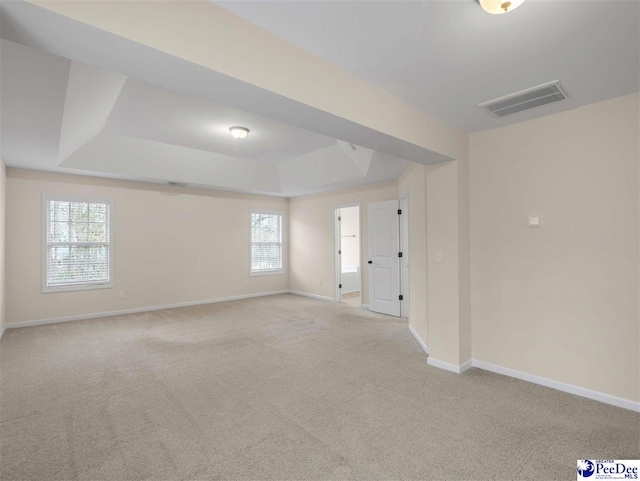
[249,269,284,277]
[408,324,429,355]
[0,325,6,341]
[288,290,334,302]
[425,356,639,412]
[42,194,114,293]
[427,357,468,374]
[399,189,409,318]
[334,207,341,303]
[472,359,640,412]
[362,304,369,309]
[460,359,473,373]
[4,290,289,329]
[249,209,285,277]
[43,281,114,293]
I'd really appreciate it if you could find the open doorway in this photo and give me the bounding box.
[334,204,362,307]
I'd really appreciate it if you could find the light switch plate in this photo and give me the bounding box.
[528,215,542,227]
[435,250,443,263]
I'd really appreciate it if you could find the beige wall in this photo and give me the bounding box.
[398,163,428,343]
[397,154,472,368]
[470,93,640,402]
[425,161,462,365]
[457,146,472,365]
[289,180,398,301]
[0,158,5,335]
[5,169,289,325]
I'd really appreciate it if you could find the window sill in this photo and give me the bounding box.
[42,282,114,294]
[250,269,284,277]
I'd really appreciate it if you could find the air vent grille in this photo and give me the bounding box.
[479,81,570,118]
[168,181,187,187]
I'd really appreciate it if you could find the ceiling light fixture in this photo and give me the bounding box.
[475,0,525,14]
[229,126,250,139]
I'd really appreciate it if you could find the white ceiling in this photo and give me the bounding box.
[1,0,637,196]
[0,38,409,196]
[104,79,336,164]
[0,0,454,165]
[217,0,640,133]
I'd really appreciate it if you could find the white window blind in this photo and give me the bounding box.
[44,197,112,291]
[251,211,283,274]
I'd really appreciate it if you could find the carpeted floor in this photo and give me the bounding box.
[1,294,638,481]
[341,291,360,307]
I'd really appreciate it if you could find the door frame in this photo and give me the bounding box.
[333,202,362,307]
[399,190,410,318]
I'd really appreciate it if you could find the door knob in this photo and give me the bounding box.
[368,260,373,264]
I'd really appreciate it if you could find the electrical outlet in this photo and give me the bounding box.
[119,290,125,299]
[435,250,443,263]
[318,279,322,286]
[528,214,542,227]
[245,279,249,285]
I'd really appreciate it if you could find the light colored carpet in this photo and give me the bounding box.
[341,292,360,306]
[1,294,638,481]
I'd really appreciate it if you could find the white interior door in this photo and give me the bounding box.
[367,200,400,316]
[399,193,410,318]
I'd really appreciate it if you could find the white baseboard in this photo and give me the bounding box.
[427,357,465,373]
[472,359,640,413]
[426,356,473,374]
[460,359,473,373]
[361,304,369,309]
[408,324,429,355]
[0,325,5,341]
[426,355,639,412]
[288,290,334,302]
[5,290,290,330]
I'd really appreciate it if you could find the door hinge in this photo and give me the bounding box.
[338,250,341,255]
[339,284,342,289]
[338,216,341,221]
[398,209,402,215]
[398,252,403,258]
[399,295,404,301]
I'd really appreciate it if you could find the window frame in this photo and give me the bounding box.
[42,194,114,293]
[249,208,285,277]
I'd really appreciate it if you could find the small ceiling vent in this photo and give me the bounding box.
[478,80,570,118]
[167,181,187,187]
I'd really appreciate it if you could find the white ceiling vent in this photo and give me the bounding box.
[479,81,570,118]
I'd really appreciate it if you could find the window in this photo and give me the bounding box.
[43,195,112,292]
[250,210,284,275]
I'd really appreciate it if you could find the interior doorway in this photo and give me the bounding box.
[334,204,362,307]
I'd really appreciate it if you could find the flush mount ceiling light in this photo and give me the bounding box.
[475,0,525,14]
[229,126,250,139]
